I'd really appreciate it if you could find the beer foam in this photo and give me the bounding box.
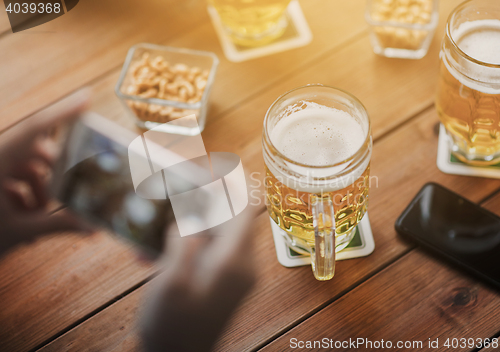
[446,19,500,94]
[456,20,500,65]
[270,102,365,166]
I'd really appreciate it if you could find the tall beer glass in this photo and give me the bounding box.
[208,0,292,46]
[436,0,500,165]
[262,85,372,281]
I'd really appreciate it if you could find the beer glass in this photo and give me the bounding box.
[208,0,292,46]
[262,85,372,281]
[436,0,500,165]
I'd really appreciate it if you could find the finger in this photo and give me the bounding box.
[164,223,211,257]
[193,205,258,291]
[208,204,258,258]
[161,223,211,277]
[32,138,59,168]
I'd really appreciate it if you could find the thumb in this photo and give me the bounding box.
[159,223,212,277]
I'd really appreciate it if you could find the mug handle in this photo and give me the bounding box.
[311,195,336,281]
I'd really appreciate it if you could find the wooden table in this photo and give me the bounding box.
[2,0,500,351]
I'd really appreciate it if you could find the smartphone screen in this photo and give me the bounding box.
[395,182,500,288]
[54,113,175,259]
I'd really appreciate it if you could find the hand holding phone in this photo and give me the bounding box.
[52,113,175,259]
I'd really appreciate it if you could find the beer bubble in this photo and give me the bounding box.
[270,101,364,166]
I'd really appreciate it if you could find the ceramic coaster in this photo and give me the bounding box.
[271,214,375,268]
[207,0,313,62]
[437,124,500,179]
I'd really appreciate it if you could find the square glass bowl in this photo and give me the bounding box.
[365,0,438,59]
[115,43,219,135]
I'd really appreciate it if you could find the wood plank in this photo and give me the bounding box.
[257,192,500,351]
[0,0,370,133]
[37,107,500,352]
[260,249,500,352]
[39,286,143,352]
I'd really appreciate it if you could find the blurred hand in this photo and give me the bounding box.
[0,91,90,255]
[140,206,257,352]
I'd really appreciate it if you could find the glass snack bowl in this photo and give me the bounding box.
[365,0,439,59]
[115,43,219,135]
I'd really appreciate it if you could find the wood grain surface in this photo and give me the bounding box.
[0,230,156,352]
[260,248,500,352]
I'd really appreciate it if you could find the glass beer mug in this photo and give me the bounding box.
[262,85,372,281]
[436,0,500,165]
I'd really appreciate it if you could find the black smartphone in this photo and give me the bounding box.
[395,182,500,289]
[52,112,175,259]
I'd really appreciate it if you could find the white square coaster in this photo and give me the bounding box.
[271,214,375,268]
[437,124,500,179]
[207,0,313,62]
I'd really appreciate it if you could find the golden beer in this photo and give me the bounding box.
[209,0,292,46]
[265,164,370,250]
[263,85,372,280]
[436,0,500,165]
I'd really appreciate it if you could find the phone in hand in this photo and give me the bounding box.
[395,182,500,289]
[52,113,175,259]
